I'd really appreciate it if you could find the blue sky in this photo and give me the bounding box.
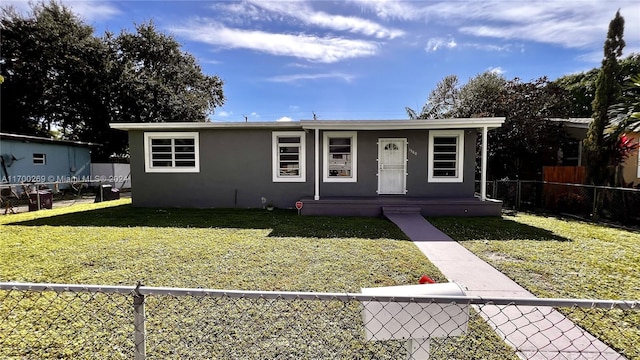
[6,0,640,122]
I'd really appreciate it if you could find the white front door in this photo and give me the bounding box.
[378,138,407,195]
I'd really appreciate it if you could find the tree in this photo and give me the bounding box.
[456,71,506,118]
[0,1,225,161]
[86,22,225,160]
[110,22,224,125]
[407,72,569,179]
[608,74,640,135]
[487,77,570,179]
[554,54,639,118]
[583,11,625,186]
[406,75,459,119]
[0,1,103,137]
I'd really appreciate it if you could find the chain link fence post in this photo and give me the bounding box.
[516,180,522,210]
[592,186,597,218]
[492,180,497,199]
[133,283,146,360]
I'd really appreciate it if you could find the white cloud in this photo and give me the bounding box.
[250,112,260,119]
[201,59,222,65]
[217,110,233,118]
[425,37,457,52]
[170,21,378,63]
[266,72,355,83]
[276,116,294,122]
[463,43,523,52]
[487,67,505,75]
[353,0,640,50]
[350,0,423,21]
[219,0,404,39]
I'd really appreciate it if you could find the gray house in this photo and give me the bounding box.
[111,118,505,216]
[0,133,94,186]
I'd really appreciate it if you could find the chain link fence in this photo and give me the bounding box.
[1,179,129,214]
[479,180,640,226]
[1,282,638,359]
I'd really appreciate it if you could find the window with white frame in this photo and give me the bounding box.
[272,131,306,182]
[33,153,46,165]
[144,132,200,173]
[323,131,357,182]
[428,130,464,183]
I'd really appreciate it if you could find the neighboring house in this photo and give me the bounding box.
[622,131,640,186]
[554,118,640,185]
[111,118,505,216]
[0,132,95,187]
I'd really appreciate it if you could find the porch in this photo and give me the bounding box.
[298,196,502,217]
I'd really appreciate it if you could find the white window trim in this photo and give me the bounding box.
[323,131,357,183]
[33,153,46,165]
[428,130,464,183]
[144,132,200,173]
[272,131,306,182]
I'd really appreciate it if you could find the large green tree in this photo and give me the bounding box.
[0,2,104,137]
[408,72,569,179]
[456,71,506,118]
[0,1,225,161]
[488,77,570,179]
[110,22,224,124]
[406,75,459,119]
[583,11,625,186]
[554,54,639,118]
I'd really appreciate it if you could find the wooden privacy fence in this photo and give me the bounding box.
[543,166,586,212]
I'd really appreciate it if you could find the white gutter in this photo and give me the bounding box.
[314,129,320,200]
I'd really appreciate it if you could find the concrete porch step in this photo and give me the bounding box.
[382,206,422,215]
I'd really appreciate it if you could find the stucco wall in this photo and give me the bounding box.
[318,129,477,197]
[128,128,480,209]
[129,129,315,208]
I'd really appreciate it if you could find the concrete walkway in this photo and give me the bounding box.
[383,209,624,360]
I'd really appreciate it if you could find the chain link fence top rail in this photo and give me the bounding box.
[478,180,640,226]
[1,282,638,359]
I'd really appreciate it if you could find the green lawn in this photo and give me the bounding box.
[429,213,640,359]
[0,200,517,359]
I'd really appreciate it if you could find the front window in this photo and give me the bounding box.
[144,132,200,173]
[33,153,46,165]
[324,131,357,182]
[428,130,464,183]
[272,131,306,182]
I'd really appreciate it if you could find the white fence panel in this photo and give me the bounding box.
[91,163,131,189]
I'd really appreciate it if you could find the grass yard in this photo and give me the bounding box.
[0,200,517,359]
[429,213,640,359]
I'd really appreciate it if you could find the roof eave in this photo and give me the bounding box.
[110,122,302,131]
[299,118,506,130]
[109,118,506,132]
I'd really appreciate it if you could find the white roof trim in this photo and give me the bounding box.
[549,118,592,129]
[110,118,505,131]
[110,122,302,131]
[300,118,505,130]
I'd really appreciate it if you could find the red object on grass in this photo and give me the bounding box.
[419,275,436,284]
